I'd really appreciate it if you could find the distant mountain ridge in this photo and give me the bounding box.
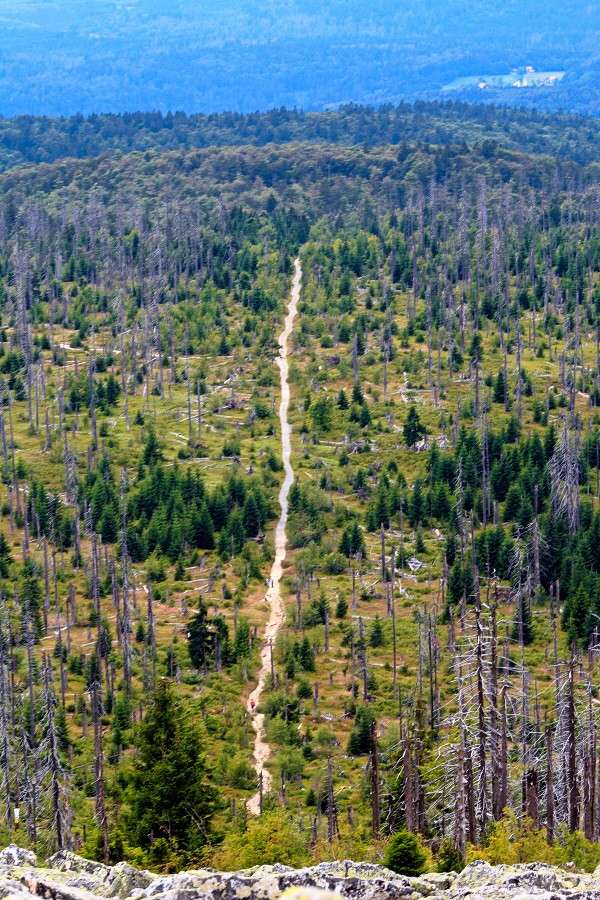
[0,0,597,116]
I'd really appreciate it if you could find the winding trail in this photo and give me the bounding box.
[246,258,301,815]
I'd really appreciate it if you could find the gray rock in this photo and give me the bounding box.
[15,873,101,900]
[279,891,342,900]
[453,860,587,895]
[103,863,155,898]
[301,862,404,883]
[6,846,600,900]
[244,866,296,878]
[46,852,154,898]
[0,877,38,900]
[136,864,414,900]
[417,872,456,890]
[46,853,112,879]
[0,848,37,868]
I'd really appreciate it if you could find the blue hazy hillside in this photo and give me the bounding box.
[0,0,597,115]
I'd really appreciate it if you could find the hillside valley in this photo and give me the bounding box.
[0,104,598,877]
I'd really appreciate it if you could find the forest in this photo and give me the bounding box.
[0,0,597,116]
[0,102,600,175]
[0,101,598,875]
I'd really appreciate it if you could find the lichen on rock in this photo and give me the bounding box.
[2,848,600,900]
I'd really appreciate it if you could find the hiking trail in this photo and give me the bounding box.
[246,258,301,815]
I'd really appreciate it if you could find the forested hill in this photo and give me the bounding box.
[0,140,593,222]
[0,102,599,175]
[0,0,597,117]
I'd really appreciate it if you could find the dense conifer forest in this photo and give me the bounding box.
[0,102,600,174]
[0,103,599,874]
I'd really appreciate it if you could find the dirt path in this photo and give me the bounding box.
[246,257,301,815]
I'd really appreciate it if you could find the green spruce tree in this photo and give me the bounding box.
[121,681,217,869]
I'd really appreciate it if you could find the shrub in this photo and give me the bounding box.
[297,679,312,700]
[222,438,241,458]
[555,830,600,872]
[227,755,256,790]
[384,830,427,876]
[466,811,555,866]
[277,748,305,779]
[323,551,347,575]
[436,838,465,873]
[211,809,310,869]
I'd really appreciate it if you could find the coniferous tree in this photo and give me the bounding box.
[194,502,215,550]
[369,616,385,647]
[187,605,211,672]
[348,706,376,755]
[142,429,162,466]
[403,406,426,448]
[21,560,43,639]
[121,681,217,868]
[337,389,349,410]
[339,521,366,558]
[493,370,506,405]
[384,830,427,876]
[335,596,348,618]
[242,492,261,537]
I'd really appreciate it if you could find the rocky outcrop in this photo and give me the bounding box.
[1,847,600,900]
[46,851,155,898]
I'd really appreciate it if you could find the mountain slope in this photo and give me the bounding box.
[0,124,599,868]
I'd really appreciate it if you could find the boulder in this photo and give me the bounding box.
[0,877,38,900]
[0,878,37,900]
[281,891,342,900]
[16,873,101,900]
[409,871,456,896]
[102,862,155,898]
[0,848,37,869]
[4,847,600,900]
[46,852,154,898]
[453,860,587,895]
[416,872,455,890]
[135,865,413,900]
[46,853,112,879]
